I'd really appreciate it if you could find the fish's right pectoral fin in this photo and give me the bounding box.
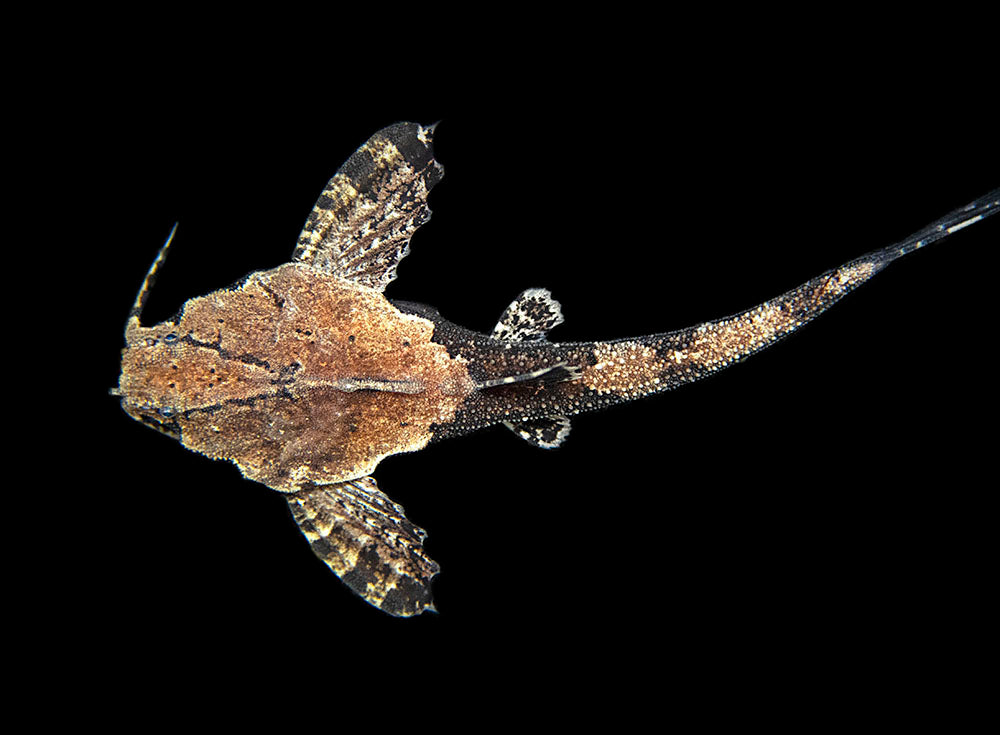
[292,122,444,292]
[286,476,439,617]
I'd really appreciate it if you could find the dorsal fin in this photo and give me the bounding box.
[503,416,571,449]
[492,288,564,341]
[474,362,582,390]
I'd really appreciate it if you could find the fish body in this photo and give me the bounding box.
[116,122,999,616]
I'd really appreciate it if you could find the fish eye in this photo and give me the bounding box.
[163,332,180,343]
[158,407,177,418]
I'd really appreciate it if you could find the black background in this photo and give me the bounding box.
[60,34,996,707]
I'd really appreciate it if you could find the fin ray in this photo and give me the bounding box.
[503,415,571,448]
[293,122,444,291]
[474,362,581,389]
[287,476,439,617]
[492,288,564,341]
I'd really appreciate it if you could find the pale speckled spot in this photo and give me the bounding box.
[584,342,666,397]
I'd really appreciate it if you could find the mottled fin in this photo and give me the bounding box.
[492,288,564,341]
[503,415,571,449]
[287,476,439,617]
[293,122,444,291]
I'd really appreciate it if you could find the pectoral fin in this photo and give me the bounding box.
[293,122,444,291]
[287,476,439,617]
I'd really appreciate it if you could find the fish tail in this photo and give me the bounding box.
[578,188,999,402]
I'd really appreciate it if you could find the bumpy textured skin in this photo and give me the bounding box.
[117,121,999,616]
[119,123,454,616]
[118,263,469,615]
[120,264,472,491]
[400,260,898,443]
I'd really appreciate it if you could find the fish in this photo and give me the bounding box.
[114,121,999,617]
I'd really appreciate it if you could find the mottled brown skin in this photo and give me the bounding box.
[116,121,999,617]
[120,264,474,491]
[402,258,893,441]
[118,122,463,617]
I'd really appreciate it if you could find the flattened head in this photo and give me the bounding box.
[116,321,193,436]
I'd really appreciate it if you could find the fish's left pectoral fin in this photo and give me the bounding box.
[292,122,444,291]
[287,476,439,617]
[503,415,571,449]
[492,288,564,341]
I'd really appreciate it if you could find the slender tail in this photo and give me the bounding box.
[425,190,998,437]
[871,188,999,263]
[579,188,999,400]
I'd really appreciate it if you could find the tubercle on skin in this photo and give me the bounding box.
[119,263,475,489]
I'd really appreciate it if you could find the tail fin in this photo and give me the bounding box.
[872,187,998,265]
[585,188,999,401]
[432,188,997,437]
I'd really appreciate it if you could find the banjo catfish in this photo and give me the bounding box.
[115,122,999,616]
